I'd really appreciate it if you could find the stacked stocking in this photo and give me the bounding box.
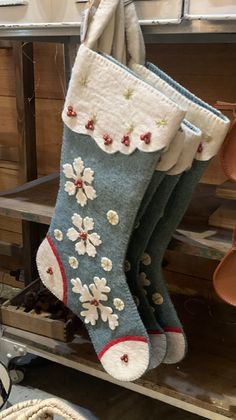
[119,2,230,367]
[36,0,229,381]
[97,0,229,368]
[36,0,186,381]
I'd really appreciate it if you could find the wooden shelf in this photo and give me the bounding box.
[171,183,232,260]
[0,20,236,44]
[0,175,232,259]
[209,202,236,230]
[0,173,58,225]
[216,181,236,200]
[2,287,236,420]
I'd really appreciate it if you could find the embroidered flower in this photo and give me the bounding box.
[107,210,119,225]
[54,229,63,241]
[67,105,77,117]
[204,134,211,142]
[140,132,151,145]
[85,114,97,130]
[79,76,89,87]
[152,293,164,305]
[113,298,125,311]
[141,253,151,266]
[103,134,113,146]
[121,135,130,147]
[156,119,167,128]
[69,256,79,269]
[124,88,134,100]
[127,124,134,134]
[124,260,131,272]
[71,277,119,330]
[139,272,151,288]
[67,214,102,257]
[63,157,96,207]
[101,257,112,272]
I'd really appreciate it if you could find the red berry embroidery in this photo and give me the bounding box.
[120,354,129,363]
[198,142,203,153]
[79,231,88,241]
[140,132,151,144]
[67,106,77,117]
[74,179,83,188]
[103,134,113,146]
[121,135,130,147]
[90,299,99,307]
[47,267,53,275]
[85,120,95,130]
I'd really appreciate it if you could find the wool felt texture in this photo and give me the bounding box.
[141,161,208,364]
[125,120,202,368]
[36,0,186,381]
[103,0,229,366]
[129,61,229,364]
[95,0,203,368]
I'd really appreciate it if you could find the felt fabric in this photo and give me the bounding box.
[36,1,185,381]
[130,61,229,364]
[126,121,201,367]
[140,161,208,363]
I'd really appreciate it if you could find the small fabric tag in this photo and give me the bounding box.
[0,0,27,6]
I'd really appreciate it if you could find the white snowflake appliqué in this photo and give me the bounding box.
[71,277,119,330]
[63,157,97,207]
[67,213,102,257]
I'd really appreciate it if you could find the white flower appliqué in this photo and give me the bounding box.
[54,229,63,241]
[69,256,79,269]
[141,253,151,266]
[67,213,102,257]
[71,277,119,330]
[101,257,112,272]
[113,298,125,311]
[63,157,97,207]
[152,293,164,305]
[139,272,151,295]
[107,210,119,226]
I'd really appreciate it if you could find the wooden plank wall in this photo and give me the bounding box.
[0,42,235,254]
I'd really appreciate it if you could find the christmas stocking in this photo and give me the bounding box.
[125,119,202,368]
[36,0,185,381]
[130,60,229,364]
[98,1,202,368]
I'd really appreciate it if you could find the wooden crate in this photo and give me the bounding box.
[0,279,78,342]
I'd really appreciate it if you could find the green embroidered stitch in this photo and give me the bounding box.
[156,119,167,128]
[124,88,134,100]
[80,77,89,87]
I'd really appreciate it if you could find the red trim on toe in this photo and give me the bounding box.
[164,327,183,333]
[147,329,164,335]
[98,336,148,360]
[46,235,67,304]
